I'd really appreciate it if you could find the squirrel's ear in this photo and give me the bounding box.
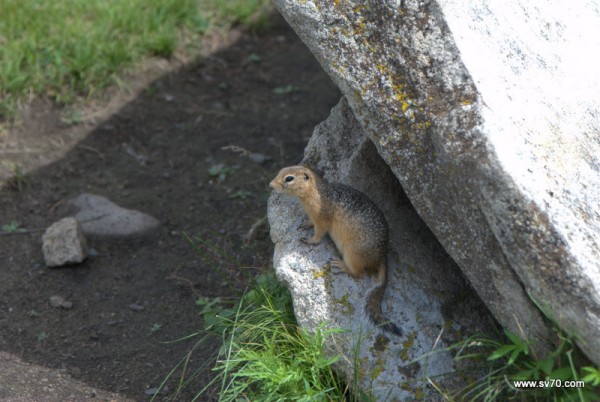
[303,173,309,180]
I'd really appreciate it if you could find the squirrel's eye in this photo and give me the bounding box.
[284,176,294,183]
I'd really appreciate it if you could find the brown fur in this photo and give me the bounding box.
[270,165,402,336]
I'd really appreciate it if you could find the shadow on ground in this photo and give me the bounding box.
[0,13,340,401]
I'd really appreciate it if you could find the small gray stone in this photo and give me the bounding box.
[49,295,73,309]
[248,152,272,164]
[42,218,87,267]
[67,193,159,237]
[145,388,158,396]
[128,303,144,311]
[144,386,168,396]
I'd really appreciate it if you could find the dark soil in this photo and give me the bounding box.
[0,14,340,401]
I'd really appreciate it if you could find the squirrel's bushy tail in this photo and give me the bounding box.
[365,262,402,337]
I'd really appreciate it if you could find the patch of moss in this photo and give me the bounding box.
[370,356,386,380]
[399,331,416,362]
[443,320,454,331]
[358,357,369,381]
[414,387,425,400]
[370,334,390,353]
[334,293,354,315]
[401,381,425,400]
[312,267,328,280]
[376,64,390,74]
[412,120,432,130]
[352,4,366,13]
[368,335,390,380]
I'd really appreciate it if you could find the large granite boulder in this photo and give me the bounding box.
[269,98,495,400]
[272,1,600,365]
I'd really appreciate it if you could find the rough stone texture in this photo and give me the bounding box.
[268,98,495,400]
[0,351,132,402]
[272,0,600,364]
[67,193,160,237]
[42,217,88,267]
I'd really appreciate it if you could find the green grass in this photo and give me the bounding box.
[209,0,272,31]
[426,316,600,401]
[158,272,351,401]
[6,163,27,191]
[0,0,271,120]
[1,221,23,233]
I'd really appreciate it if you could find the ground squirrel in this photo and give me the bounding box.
[270,165,402,337]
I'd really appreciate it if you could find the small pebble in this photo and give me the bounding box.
[145,387,159,396]
[248,152,272,165]
[128,303,144,311]
[49,295,73,309]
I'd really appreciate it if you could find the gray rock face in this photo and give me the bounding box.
[67,193,159,237]
[269,99,495,400]
[42,217,88,267]
[273,0,600,364]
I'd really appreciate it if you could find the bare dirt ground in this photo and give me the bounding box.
[0,13,340,401]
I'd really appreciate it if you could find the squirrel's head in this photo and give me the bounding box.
[269,165,316,198]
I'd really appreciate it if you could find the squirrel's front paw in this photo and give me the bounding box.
[301,236,320,245]
[298,220,313,231]
[329,258,349,274]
